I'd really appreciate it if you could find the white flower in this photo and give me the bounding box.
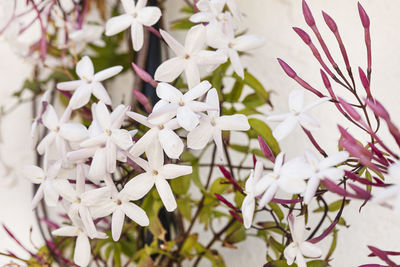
[206,15,265,78]
[154,25,227,89]
[303,150,348,204]
[241,160,264,229]
[105,0,161,51]
[80,102,133,179]
[191,0,231,28]
[52,221,106,267]
[284,214,322,267]
[82,184,149,241]
[257,153,311,208]
[373,162,400,210]
[124,142,192,211]
[127,112,183,159]
[148,81,215,131]
[57,56,122,109]
[69,24,106,53]
[22,161,65,208]
[187,88,250,160]
[267,90,329,141]
[37,105,88,166]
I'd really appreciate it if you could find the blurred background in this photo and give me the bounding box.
[1,0,400,266]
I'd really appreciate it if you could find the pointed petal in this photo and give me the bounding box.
[300,241,322,258]
[319,151,349,169]
[183,80,211,102]
[32,185,44,209]
[289,90,304,112]
[111,207,125,241]
[43,182,59,207]
[298,113,320,130]
[195,50,227,66]
[76,56,94,80]
[96,101,111,130]
[78,206,98,239]
[129,128,158,157]
[272,115,298,141]
[111,129,133,150]
[190,12,214,23]
[123,173,155,200]
[88,148,107,180]
[57,80,85,91]
[80,133,107,148]
[59,123,88,142]
[184,61,200,89]
[160,29,185,57]
[187,121,213,150]
[69,84,92,109]
[283,242,298,265]
[241,195,255,229]
[278,176,307,194]
[127,111,153,128]
[302,97,330,112]
[233,34,265,51]
[52,226,79,237]
[155,178,177,211]
[185,24,206,54]
[131,21,144,51]
[154,57,185,83]
[148,102,178,126]
[303,176,320,205]
[147,141,164,170]
[266,113,291,122]
[228,49,244,78]
[137,7,161,26]
[158,128,184,159]
[42,105,59,131]
[94,66,123,82]
[177,106,199,131]
[288,214,305,243]
[159,164,192,179]
[121,202,149,226]
[74,232,91,267]
[156,82,183,102]
[105,14,132,36]
[216,114,250,131]
[258,182,278,208]
[22,165,45,184]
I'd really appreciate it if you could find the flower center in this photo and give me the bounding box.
[105,129,112,135]
[158,124,164,130]
[152,170,159,176]
[131,12,138,18]
[184,54,190,60]
[179,98,185,106]
[210,116,216,126]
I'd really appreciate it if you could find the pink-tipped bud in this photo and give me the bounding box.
[133,89,152,113]
[302,0,315,27]
[322,11,338,33]
[320,69,332,91]
[365,99,390,120]
[338,97,362,122]
[215,193,237,210]
[348,183,372,200]
[218,165,243,193]
[358,2,370,28]
[358,67,372,98]
[277,58,296,78]
[229,210,243,223]
[131,62,158,88]
[293,27,312,44]
[257,136,276,163]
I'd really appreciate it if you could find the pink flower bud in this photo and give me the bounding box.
[133,89,152,113]
[322,11,338,33]
[365,99,390,120]
[131,62,158,88]
[277,58,296,78]
[358,2,370,28]
[257,136,275,163]
[320,69,332,93]
[358,67,372,99]
[218,165,243,193]
[229,210,243,223]
[338,97,362,122]
[302,0,315,27]
[293,27,312,44]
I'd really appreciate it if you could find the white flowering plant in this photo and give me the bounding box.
[1,0,400,267]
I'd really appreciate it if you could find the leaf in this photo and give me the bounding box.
[264,260,296,267]
[191,163,205,193]
[307,260,329,267]
[171,17,195,30]
[248,118,280,155]
[234,71,270,103]
[177,196,192,221]
[268,202,284,221]
[210,178,230,195]
[313,200,350,213]
[180,234,198,258]
[224,221,246,244]
[243,93,266,108]
[227,79,244,102]
[171,173,191,195]
[113,243,122,267]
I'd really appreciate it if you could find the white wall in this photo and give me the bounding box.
[1,0,400,266]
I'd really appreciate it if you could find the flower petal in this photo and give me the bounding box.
[22,165,45,184]
[88,148,107,180]
[105,14,132,36]
[187,121,213,150]
[300,241,322,258]
[289,90,304,112]
[159,164,192,179]
[121,202,149,226]
[147,141,164,170]
[111,207,125,241]
[57,80,85,91]
[131,21,144,51]
[59,123,88,142]
[216,114,250,131]
[258,182,278,208]
[183,80,211,102]
[42,105,59,131]
[298,113,320,130]
[319,151,349,170]
[283,242,298,265]
[156,82,183,102]
[303,176,320,205]
[155,177,177,211]
[137,6,161,26]
[233,34,265,51]
[177,105,199,131]
[154,57,185,83]
[272,115,298,141]
[69,84,92,109]
[76,56,94,80]
[195,50,227,66]
[185,24,206,54]
[96,101,111,130]
[123,173,155,200]
[111,129,133,150]
[184,61,200,89]
[159,128,184,159]
[129,128,158,157]
[52,226,79,237]
[159,29,185,57]
[74,232,91,267]
[94,66,123,82]
[228,49,244,78]
[241,195,255,229]
[43,182,59,207]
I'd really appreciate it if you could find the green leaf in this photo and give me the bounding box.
[307,260,329,267]
[177,196,192,221]
[230,144,249,153]
[171,17,195,30]
[243,93,266,108]
[180,234,198,258]
[224,221,246,244]
[234,71,270,103]
[227,79,244,102]
[268,202,284,221]
[313,200,349,213]
[264,260,296,267]
[113,243,122,267]
[248,118,280,155]
[191,163,205,192]
[210,178,230,195]
[171,173,191,195]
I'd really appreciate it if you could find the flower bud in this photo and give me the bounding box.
[293,27,312,44]
[302,0,315,27]
[322,11,338,33]
[358,2,370,28]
